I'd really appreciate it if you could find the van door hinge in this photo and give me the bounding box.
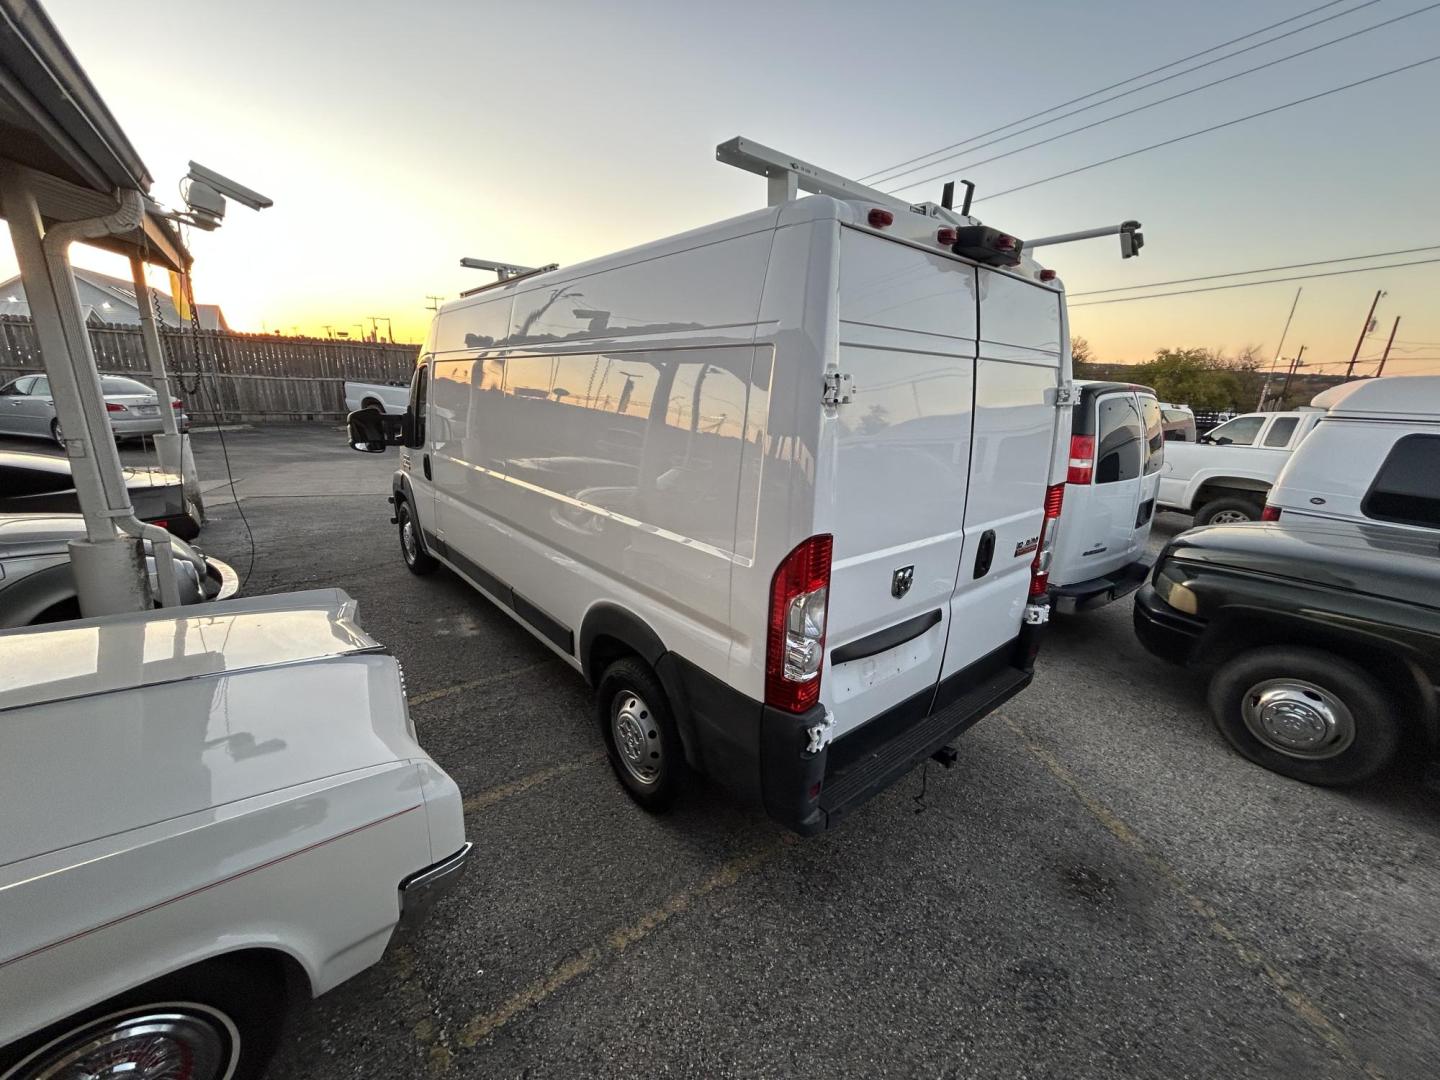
[822,371,854,407]
[1051,383,1080,408]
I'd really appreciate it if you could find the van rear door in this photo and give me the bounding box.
[939,269,1062,682]
[821,229,978,741]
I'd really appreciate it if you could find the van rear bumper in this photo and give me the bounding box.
[1049,557,1151,614]
[669,628,1039,836]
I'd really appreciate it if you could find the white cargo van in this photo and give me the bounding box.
[351,140,1085,834]
[1048,381,1163,613]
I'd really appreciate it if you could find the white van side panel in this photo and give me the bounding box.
[426,228,778,685]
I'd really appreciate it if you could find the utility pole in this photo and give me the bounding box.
[426,295,444,313]
[321,324,334,339]
[353,322,366,342]
[1345,290,1384,379]
[377,316,393,343]
[1259,287,1303,410]
[1279,345,1307,407]
[1376,316,1400,377]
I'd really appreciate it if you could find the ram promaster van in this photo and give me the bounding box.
[350,139,1134,834]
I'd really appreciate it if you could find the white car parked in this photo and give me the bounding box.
[1048,381,1163,613]
[0,590,468,1080]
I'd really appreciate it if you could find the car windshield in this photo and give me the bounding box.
[100,376,154,395]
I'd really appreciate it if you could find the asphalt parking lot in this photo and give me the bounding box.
[24,426,1440,1078]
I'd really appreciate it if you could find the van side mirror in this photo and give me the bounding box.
[347,407,405,453]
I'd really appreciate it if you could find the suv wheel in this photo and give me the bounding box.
[397,499,438,575]
[1207,646,1401,785]
[1194,495,1263,526]
[596,656,688,811]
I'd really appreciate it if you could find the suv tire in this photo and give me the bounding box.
[596,656,688,811]
[1207,645,1401,785]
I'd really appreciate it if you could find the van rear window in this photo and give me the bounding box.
[1362,434,1440,528]
[1095,396,1142,484]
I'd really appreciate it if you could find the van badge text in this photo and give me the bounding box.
[891,566,914,598]
[1014,536,1040,557]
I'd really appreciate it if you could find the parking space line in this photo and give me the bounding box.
[408,659,558,708]
[462,751,607,815]
[456,835,794,1048]
[1002,714,1385,1080]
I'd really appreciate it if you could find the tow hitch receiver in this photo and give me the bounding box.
[931,745,959,769]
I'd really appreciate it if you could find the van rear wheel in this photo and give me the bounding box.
[396,499,438,576]
[596,657,687,811]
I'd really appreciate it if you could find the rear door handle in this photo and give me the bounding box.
[973,529,996,579]
[422,453,432,481]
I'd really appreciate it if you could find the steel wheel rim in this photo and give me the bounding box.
[1209,508,1253,525]
[611,690,662,785]
[51,420,63,446]
[1241,677,1355,759]
[19,1006,236,1080]
[401,514,418,564]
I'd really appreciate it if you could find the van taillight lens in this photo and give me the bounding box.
[868,208,894,228]
[1261,505,1282,522]
[766,534,833,714]
[1067,435,1095,485]
[171,399,183,410]
[1030,484,1065,597]
[105,402,126,412]
[936,227,958,245]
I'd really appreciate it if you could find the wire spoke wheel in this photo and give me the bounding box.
[17,1005,238,1080]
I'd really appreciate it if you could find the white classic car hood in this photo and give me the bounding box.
[0,590,418,867]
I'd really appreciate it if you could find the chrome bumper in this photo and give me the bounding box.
[396,842,472,932]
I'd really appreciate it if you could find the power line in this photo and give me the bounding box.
[980,54,1440,203]
[859,0,1360,183]
[1068,256,1440,307]
[885,3,1436,194]
[1071,244,1440,296]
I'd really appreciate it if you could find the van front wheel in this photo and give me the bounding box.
[596,657,688,811]
[397,499,438,576]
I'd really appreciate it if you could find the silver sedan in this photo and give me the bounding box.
[0,373,190,445]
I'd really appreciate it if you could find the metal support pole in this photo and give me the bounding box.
[0,168,150,614]
[1345,290,1383,379]
[1376,316,1400,377]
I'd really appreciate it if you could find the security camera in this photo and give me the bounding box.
[186,162,273,212]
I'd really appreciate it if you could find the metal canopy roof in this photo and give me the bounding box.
[0,0,190,271]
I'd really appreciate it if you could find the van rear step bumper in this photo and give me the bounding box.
[817,648,1032,830]
[1049,557,1152,614]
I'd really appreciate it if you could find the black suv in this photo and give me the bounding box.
[1134,518,1440,786]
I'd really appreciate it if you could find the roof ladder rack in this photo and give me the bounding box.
[458,256,560,297]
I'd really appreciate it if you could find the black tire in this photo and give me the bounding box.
[595,656,689,811]
[1207,645,1402,786]
[0,957,286,1080]
[362,398,385,413]
[1193,495,1264,526]
[49,418,63,447]
[396,498,438,575]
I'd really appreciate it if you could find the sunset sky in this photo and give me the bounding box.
[6,0,1439,374]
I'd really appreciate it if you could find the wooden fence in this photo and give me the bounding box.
[0,315,418,423]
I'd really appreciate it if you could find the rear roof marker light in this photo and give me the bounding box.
[867,208,894,229]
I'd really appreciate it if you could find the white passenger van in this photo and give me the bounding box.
[351,140,1084,833]
[1048,381,1164,613]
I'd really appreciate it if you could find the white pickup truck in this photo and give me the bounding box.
[1157,409,1322,524]
[343,379,411,414]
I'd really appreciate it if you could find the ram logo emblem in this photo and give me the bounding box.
[892,566,914,599]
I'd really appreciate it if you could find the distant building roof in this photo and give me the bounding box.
[0,267,228,331]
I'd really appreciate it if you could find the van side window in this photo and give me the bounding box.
[1140,396,1164,474]
[1095,396,1142,484]
[408,365,429,447]
[1207,415,1263,446]
[1362,434,1440,528]
[1263,416,1299,447]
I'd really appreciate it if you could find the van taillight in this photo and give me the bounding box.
[1261,505,1282,522]
[1067,435,1095,485]
[1029,484,1065,597]
[766,534,833,714]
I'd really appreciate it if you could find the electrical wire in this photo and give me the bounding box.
[1068,256,1440,306]
[980,54,1440,203]
[884,3,1438,194]
[1071,244,1440,296]
[858,0,1361,183]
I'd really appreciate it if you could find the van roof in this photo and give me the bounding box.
[1310,375,1440,420]
[1074,379,1156,399]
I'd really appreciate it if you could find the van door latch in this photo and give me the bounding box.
[806,709,836,754]
[822,371,854,407]
[1050,384,1079,408]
